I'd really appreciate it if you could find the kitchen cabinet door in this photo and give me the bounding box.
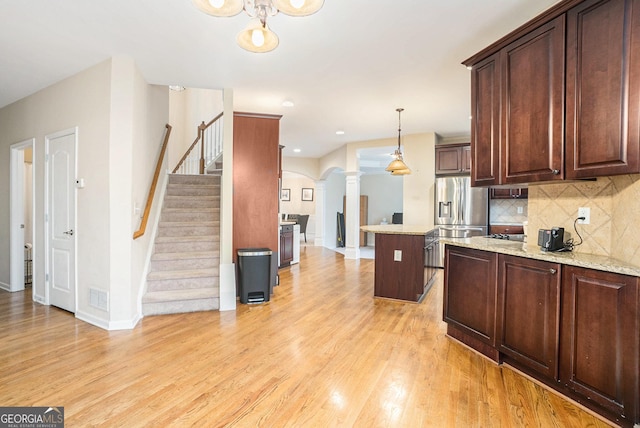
[501,16,565,184]
[280,226,293,267]
[461,145,471,172]
[560,266,640,422]
[565,0,640,179]
[435,144,470,175]
[444,246,498,357]
[470,53,501,187]
[497,255,561,380]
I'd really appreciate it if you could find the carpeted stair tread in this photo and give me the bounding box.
[142,287,218,304]
[147,268,218,281]
[151,250,220,261]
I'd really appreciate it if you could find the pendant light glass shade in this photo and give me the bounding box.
[192,0,244,17]
[391,166,412,175]
[237,18,279,53]
[275,0,324,16]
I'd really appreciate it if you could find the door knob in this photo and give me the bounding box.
[549,268,557,274]
[63,229,74,236]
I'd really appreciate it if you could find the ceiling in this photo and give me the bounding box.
[0,0,561,160]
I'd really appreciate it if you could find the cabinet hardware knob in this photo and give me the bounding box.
[549,268,557,274]
[552,169,560,175]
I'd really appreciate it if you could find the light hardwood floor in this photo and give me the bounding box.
[0,246,615,427]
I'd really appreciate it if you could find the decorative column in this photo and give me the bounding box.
[314,180,326,247]
[344,171,361,259]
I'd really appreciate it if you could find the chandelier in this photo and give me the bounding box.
[192,0,325,53]
[385,108,411,175]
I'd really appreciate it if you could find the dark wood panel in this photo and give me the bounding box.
[444,246,498,346]
[502,16,565,184]
[374,233,425,301]
[280,226,293,267]
[497,255,561,380]
[560,266,640,421]
[565,0,640,178]
[233,113,281,263]
[471,53,501,186]
[435,146,463,174]
[489,225,524,235]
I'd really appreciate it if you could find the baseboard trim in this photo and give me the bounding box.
[75,310,141,331]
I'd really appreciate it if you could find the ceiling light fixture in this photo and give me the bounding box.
[192,0,324,53]
[385,108,411,175]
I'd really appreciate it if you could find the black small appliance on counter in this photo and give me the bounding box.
[538,227,564,252]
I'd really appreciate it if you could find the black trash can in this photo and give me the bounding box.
[237,248,272,304]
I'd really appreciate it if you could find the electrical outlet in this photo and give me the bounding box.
[394,250,402,262]
[517,206,523,214]
[578,207,590,224]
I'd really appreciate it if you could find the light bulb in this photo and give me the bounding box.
[290,0,305,8]
[208,0,225,8]
[252,29,265,47]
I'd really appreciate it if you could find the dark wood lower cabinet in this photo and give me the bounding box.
[444,246,640,427]
[560,266,640,424]
[279,225,293,267]
[444,246,498,359]
[374,233,430,302]
[497,255,561,380]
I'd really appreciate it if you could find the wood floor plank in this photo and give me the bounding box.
[0,246,615,427]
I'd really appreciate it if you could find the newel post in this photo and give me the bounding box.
[199,121,206,174]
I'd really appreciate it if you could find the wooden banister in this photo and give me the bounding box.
[172,131,202,174]
[133,124,172,240]
[172,112,224,174]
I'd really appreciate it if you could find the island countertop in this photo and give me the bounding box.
[360,224,433,236]
[442,236,640,277]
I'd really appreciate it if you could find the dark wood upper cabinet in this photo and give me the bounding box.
[560,266,640,422]
[435,144,471,175]
[471,53,501,186]
[467,0,640,185]
[470,17,565,185]
[501,16,566,184]
[565,0,640,178]
[497,255,561,380]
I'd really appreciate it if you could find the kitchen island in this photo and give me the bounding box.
[361,225,438,302]
[442,236,640,427]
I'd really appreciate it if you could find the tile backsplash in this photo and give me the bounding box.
[527,174,640,267]
[490,199,528,224]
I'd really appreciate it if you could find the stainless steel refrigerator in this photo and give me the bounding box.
[434,176,489,267]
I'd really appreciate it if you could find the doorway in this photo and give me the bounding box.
[9,139,35,293]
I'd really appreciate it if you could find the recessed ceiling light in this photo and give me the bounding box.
[336,130,345,135]
[169,85,186,91]
[282,100,295,107]
[293,148,301,153]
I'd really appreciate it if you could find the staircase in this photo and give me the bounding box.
[142,174,221,315]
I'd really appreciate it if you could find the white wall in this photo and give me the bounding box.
[360,173,403,244]
[323,170,346,249]
[0,57,169,329]
[0,59,112,305]
[168,88,223,171]
[403,132,437,227]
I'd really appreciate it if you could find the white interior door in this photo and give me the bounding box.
[47,130,76,313]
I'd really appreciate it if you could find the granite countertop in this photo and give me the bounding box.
[361,224,433,236]
[442,236,640,277]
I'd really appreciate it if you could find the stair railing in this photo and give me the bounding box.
[173,112,224,175]
[133,124,172,240]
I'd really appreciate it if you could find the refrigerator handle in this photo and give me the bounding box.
[458,177,464,222]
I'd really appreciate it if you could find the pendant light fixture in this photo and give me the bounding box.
[385,108,411,175]
[192,0,324,53]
